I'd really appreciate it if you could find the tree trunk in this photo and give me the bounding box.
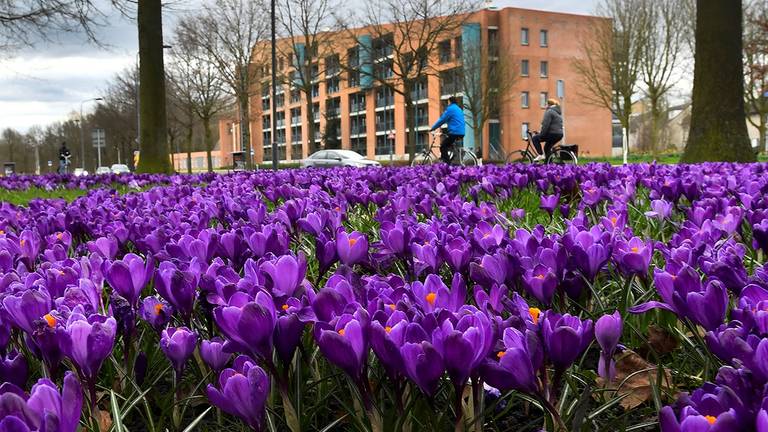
[305,93,315,155]
[682,0,755,162]
[238,86,252,169]
[649,93,662,155]
[186,123,193,174]
[136,0,173,173]
[204,118,214,173]
[403,87,416,162]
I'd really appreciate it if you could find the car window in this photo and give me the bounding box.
[312,151,327,159]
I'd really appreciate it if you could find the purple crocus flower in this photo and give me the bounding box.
[522,264,558,305]
[539,194,560,216]
[138,296,174,332]
[2,288,52,334]
[613,237,653,276]
[480,327,543,395]
[201,337,231,372]
[87,236,118,260]
[0,350,28,388]
[370,310,409,379]
[59,312,117,381]
[104,253,154,306]
[380,219,410,257]
[314,309,369,381]
[0,371,83,432]
[433,307,494,386]
[753,220,768,255]
[213,291,276,360]
[411,274,465,313]
[541,312,594,371]
[336,230,368,266]
[259,254,307,298]
[442,237,471,273]
[206,355,270,431]
[644,199,673,220]
[401,338,445,396]
[154,261,198,321]
[160,327,198,374]
[595,311,622,381]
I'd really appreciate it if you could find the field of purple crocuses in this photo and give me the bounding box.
[1,162,767,431]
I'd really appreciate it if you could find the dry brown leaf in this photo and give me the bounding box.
[596,349,672,409]
[647,325,678,355]
[98,410,113,432]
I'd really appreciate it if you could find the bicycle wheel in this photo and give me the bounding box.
[505,150,533,164]
[457,148,479,166]
[547,149,578,165]
[411,153,434,166]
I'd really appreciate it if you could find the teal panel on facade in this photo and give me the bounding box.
[461,23,482,151]
[358,35,373,89]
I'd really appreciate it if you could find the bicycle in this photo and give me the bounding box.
[505,130,578,165]
[411,132,480,167]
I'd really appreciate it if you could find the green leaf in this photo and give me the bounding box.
[319,414,349,432]
[110,390,125,432]
[181,407,213,432]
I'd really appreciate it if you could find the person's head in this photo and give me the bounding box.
[448,96,458,105]
[547,98,560,107]
[60,142,67,148]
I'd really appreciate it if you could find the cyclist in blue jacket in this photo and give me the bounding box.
[430,96,465,163]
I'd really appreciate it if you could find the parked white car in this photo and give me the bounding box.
[73,168,89,177]
[110,164,131,174]
[95,166,111,175]
[301,150,381,168]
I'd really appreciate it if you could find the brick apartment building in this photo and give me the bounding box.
[210,6,613,167]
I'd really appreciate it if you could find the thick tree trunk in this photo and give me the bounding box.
[238,87,252,169]
[136,0,173,173]
[682,0,755,162]
[186,123,193,174]
[305,93,315,155]
[204,118,213,173]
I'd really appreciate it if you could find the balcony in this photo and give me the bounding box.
[350,125,367,135]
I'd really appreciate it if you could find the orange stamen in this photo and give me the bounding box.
[154,304,164,315]
[496,351,506,359]
[529,307,541,325]
[348,238,358,247]
[388,304,395,311]
[282,304,289,311]
[385,326,392,333]
[43,314,56,328]
[425,293,437,305]
[704,415,716,425]
[338,328,345,336]
[630,246,639,253]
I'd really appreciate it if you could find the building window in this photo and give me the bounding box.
[290,89,301,103]
[521,60,529,77]
[373,34,394,60]
[350,114,366,135]
[276,111,285,128]
[312,102,320,121]
[326,97,341,119]
[311,84,319,98]
[540,30,548,47]
[521,91,529,108]
[521,28,529,45]
[262,115,271,130]
[374,59,394,80]
[351,137,367,156]
[375,109,395,132]
[275,93,284,108]
[325,54,340,76]
[375,87,394,108]
[540,92,548,108]
[376,135,393,155]
[414,103,429,127]
[350,92,366,113]
[488,28,499,57]
[454,36,462,60]
[262,97,270,111]
[440,67,462,96]
[522,122,530,139]
[291,125,302,143]
[439,40,452,64]
[326,77,340,94]
[406,131,429,152]
[540,61,548,77]
[291,143,303,160]
[411,76,428,101]
[290,108,301,125]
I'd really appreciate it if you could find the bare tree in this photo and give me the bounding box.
[572,0,647,164]
[277,0,340,156]
[745,0,768,153]
[459,39,516,161]
[637,0,685,153]
[177,0,270,169]
[342,0,480,162]
[168,29,229,172]
[0,1,106,52]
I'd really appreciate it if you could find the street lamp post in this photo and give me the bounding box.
[80,97,103,171]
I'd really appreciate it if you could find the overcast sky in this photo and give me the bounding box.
[0,0,599,133]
